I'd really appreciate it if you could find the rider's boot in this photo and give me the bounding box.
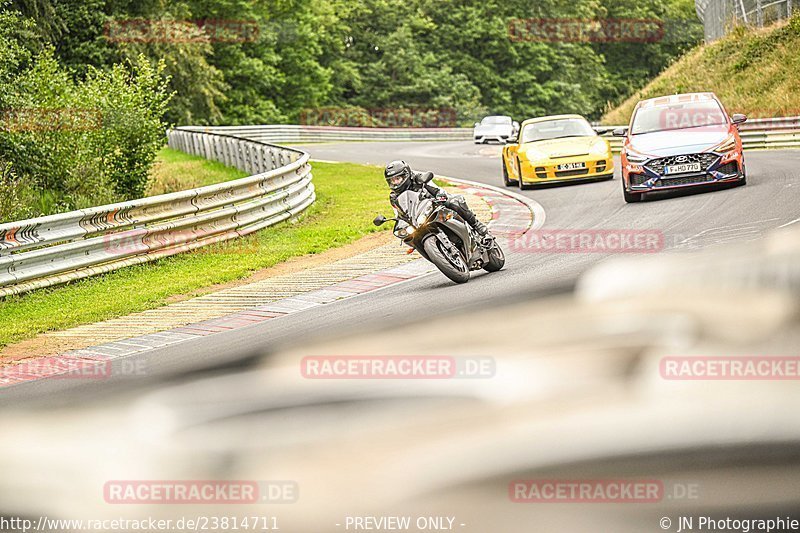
[473,220,495,246]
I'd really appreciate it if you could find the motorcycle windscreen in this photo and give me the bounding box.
[395,190,420,219]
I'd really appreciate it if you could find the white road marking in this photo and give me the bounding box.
[778,216,800,229]
[674,219,781,248]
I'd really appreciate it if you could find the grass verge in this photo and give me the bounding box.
[1,151,389,351]
[603,15,800,124]
[146,147,249,195]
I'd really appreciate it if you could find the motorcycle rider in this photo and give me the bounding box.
[383,160,491,239]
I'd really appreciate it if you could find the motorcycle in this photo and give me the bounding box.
[373,175,505,284]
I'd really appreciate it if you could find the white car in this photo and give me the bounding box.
[473,115,520,144]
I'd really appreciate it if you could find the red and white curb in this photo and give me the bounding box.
[0,179,543,388]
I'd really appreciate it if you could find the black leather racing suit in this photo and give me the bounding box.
[389,171,487,235]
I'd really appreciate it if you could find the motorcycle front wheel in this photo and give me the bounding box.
[483,242,505,272]
[422,235,470,284]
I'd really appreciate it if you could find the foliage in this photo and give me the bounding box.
[603,13,800,124]
[1,2,172,220]
[0,46,172,218]
[8,0,703,127]
[1,0,704,219]
[0,161,33,220]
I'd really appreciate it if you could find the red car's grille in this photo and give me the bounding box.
[657,174,714,187]
[645,153,719,175]
[716,162,739,175]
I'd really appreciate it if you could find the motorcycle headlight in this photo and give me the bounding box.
[416,203,434,226]
[711,134,737,154]
[395,224,414,239]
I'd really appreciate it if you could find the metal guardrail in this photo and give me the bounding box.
[181,125,473,143]
[0,131,315,297]
[187,119,800,154]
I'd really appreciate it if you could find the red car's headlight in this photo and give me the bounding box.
[624,147,649,164]
[711,134,737,153]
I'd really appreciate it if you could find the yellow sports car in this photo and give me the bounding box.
[502,114,614,189]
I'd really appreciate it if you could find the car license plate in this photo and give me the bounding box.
[557,162,586,171]
[664,163,701,175]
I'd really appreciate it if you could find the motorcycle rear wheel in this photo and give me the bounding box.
[423,235,470,284]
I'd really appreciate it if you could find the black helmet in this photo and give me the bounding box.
[384,160,412,191]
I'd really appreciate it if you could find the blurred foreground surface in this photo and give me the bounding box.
[1,226,799,532]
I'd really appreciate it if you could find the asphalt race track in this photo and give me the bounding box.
[4,142,800,403]
[300,141,800,251]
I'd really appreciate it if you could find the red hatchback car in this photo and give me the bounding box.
[616,92,747,203]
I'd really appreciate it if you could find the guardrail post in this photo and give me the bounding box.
[224,137,233,167]
[203,135,211,160]
[207,136,215,161]
[248,143,256,174]
[211,137,220,163]
[258,146,267,173]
